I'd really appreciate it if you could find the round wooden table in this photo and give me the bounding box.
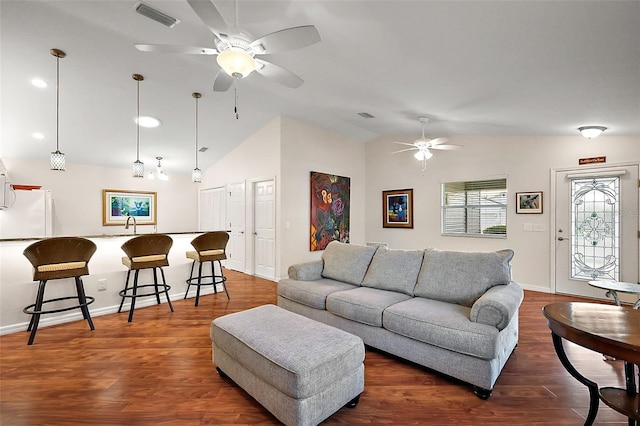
[543,302,640,425]
[588,280,640,309]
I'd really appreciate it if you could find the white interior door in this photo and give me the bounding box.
[554,164,639,302]
[226,182,246,272]
[199,187,225,232]
[254,179,276,280]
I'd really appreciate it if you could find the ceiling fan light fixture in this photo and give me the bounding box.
[578,126,607,139]
[414,149,433,161]
[216,48,256,79]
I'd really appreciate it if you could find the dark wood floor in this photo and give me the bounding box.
[0,270,632,425]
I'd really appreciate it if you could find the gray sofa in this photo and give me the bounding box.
[277,241,524,399]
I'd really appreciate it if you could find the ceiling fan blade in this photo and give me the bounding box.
[213,70,235,92]
[255,59,303,88]
[428,137,449,146]
[393,141,418,147]
[429,144,463,150]
[391,148,418,154]
[187,0,229,39]
[250,25,321,54]
[135,44,218,55]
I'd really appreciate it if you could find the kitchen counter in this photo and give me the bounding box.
[0,231,203,243]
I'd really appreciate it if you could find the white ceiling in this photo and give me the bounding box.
[2,1,639,176]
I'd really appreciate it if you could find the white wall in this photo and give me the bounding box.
[364,134,640,292]
[1,158,198,236]
[201,116,367,280]
[280,116,367,274]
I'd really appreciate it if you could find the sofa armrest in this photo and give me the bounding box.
[288,260,324,281]
[470,281,524,330]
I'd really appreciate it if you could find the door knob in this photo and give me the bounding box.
[557,236,565,241]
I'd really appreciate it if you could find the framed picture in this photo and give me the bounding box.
[102,189,157,225]
[516,191,543,214]
[310,171,351,251]
[383,189,413,228]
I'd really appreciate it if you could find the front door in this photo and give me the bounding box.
[554,164,639,302]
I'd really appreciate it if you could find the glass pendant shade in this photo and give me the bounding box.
[50,150,65,171]
[133,160,144,178]
[216,49,256,78]
[192,168,202,183]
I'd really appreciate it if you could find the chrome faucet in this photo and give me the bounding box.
[124,216,137,235]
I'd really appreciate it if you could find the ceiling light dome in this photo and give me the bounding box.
[578,126,607,139]
[135,116,161,128]
[216,48,256,79]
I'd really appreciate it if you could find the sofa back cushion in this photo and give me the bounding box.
[414,248,514,307]
[362,247,424,296]
[321,241,377,285]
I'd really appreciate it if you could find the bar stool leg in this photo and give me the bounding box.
[194,261,204,306]
[159,267,174,312]
[128,270,140,323]
[119,270,132,313]
[217,260,230,300]
[75,276,94,331]
[210,261,218,295]
[27,280,47,345]
[184,260,196,299]
[152,267,161,305]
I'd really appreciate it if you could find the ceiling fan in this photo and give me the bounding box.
[134,0,321,92]
[391,117,462,171]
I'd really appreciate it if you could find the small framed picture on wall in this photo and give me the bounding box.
[382,189,414,228]
[516,191,543,214]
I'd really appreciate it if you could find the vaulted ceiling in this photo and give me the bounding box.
[2,1,638,176]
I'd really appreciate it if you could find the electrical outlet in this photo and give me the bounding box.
[98,279,107,291]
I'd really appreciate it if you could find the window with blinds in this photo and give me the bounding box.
[442,178,507,237]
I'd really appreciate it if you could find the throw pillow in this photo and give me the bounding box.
[362,247,424,296]
[414,248,514,307]
[321,241,377,285]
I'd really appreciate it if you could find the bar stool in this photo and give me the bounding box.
[22,237,97,345]
[118,234,174,322]
[185,231,230,306]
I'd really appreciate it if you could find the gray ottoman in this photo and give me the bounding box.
[211,304,364,426]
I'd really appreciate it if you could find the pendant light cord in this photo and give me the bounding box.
[195,95,199,168]
[136,78,140,162]
[55,54,60,152]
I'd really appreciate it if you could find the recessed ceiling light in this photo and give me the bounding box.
[32,132,45,139]
[31,78,48,88]
[135,116,161,128]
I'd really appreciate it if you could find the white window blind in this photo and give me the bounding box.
[442,178,507,237]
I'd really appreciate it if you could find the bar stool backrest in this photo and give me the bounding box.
[191,231,229,254]
[121,234,173,264]
[23,237,97,281]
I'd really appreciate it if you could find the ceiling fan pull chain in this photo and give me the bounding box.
[234,81,239,120]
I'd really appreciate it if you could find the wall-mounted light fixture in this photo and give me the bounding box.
[50,48,66,171]
[578,126,607,139]
[192,92,202,183]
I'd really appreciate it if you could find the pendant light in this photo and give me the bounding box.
[50,48,66,171]
[192,92,202,183]
[132,74,144,177]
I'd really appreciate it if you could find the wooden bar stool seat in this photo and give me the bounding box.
[22,237,97,345]
[118,234,174,322]
[185,231,230,306]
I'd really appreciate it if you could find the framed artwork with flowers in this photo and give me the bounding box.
[310,171,351,251]
[382,189,413,228]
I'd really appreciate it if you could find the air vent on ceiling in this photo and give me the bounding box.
[135,2,180,28]
[199,147,208,152]
[357,112,375,119]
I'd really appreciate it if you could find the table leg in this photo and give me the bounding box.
[551,333,600,426]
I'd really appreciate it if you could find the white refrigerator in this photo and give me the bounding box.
[0,187,54,239]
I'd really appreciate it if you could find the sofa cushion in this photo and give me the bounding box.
[383,298,500,360]
[326,287,411,327]
[361,247,424,296]
[278,278,357,310]
[321,241,378,285]
[414,249,514,307]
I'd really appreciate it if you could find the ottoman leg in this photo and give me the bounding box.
[216,366,229,379]
[345,394,360,408]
